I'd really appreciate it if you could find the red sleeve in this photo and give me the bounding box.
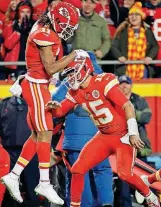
[4,25,20,50]
[107,86,128,108]
[52,98,76,118]
[33,30,59,46]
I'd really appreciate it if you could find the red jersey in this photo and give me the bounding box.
[0,12,5,32]
[64,73,128,135]
[143,7,161,60]
[26,23,61,82]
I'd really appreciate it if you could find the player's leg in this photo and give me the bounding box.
[135,169,161,205]
[2,80,63,205]
[1,130,37,203]
[70,132,112,207]
[26,82,63,205]
[148,169,161,184]
[1,80,38,202]
[116,142,160,207]
[11,130,37,177]
[0,146,10,206]
[66,150,94,207]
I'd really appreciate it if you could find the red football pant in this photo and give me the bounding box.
[0,146,10,205]
[21,79,53,131]
[70,132,150,204]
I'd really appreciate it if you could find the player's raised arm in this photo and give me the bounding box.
[39,46,76,75]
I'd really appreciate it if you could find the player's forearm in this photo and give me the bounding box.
[39,46,76,76]
[50,51,76,75]
[53,99,75,118]
[52,107,65,118]
[123,101,139,136]
[123,101,136,119]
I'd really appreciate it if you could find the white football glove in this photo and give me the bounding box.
[9,74,25,97]
[74,49,90,59]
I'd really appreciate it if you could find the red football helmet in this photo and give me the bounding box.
[47,2,79,41]
[62,56,94,90]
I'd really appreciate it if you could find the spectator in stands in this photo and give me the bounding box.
[0,143,10,206]
[0,96,41,206]
[0,0,20,73]
[119,75,152,158]
[52,52,114,207]
[2,1,34,80]
[95,0,116,37]
[5,0,21,25]
[117,75,152,207]
[110,0,135,27]
[71,0,111,60]
[111,2,159,80]
[142,0,161,77]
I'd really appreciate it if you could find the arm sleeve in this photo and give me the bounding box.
[107,86,129,108]
[146,29,159,58]
[4,31,20,50]
[135,98,152,125]
[99,20,111,57]
[53,98,76,118]
[33,32,55,46]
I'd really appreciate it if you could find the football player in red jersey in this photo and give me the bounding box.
[46,56,160,207]
[1,2,89,205]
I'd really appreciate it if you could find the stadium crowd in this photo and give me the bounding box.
[0,0,161,207]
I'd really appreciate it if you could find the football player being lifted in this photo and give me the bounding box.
[46,56,160,207]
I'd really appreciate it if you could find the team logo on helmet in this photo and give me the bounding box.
[92,90,100,99]
[59,7,70,19]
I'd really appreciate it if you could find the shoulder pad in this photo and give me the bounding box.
[103,73,116,81]
[95,73,116,82]
[33,28,59,46]
[103,73,119,96]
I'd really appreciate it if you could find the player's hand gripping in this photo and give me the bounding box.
[129,135,145,150]
[45,101,61,110]
[74,49,89,59]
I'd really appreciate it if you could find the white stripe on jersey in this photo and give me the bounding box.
[104,78,119,96]
[66,92,76,103]
[33,39,54,46]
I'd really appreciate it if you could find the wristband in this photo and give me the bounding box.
[127,118,139,136]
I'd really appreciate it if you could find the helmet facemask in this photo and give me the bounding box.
[62,58,91,90]
[58,21,78,41]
